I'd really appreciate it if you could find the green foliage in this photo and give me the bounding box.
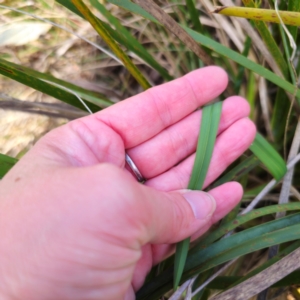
[174,102,222,289]
[137,213,300,299]
[0,58,111,111]
[242,0,289,78]
[250,133,287,181]
[0,154,17,179]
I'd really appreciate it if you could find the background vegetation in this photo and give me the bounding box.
[1,0,300,299]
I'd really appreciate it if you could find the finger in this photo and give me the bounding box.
[145,118,256,191]
[132,182,243,290]
[95,67,228,148]
[190,181,243,239]
[126,97,250,179]
[150,182,243,265]
[136,187,217,246]
[125,181,240,246]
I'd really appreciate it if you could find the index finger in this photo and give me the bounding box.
[95,66,228,148]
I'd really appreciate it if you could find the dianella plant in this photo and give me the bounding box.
[1,0,300,299]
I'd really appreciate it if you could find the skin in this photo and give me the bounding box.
[0,67,256,300]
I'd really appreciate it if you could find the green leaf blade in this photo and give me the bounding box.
[174,237,190,289]
[137,213,300,300]
[189,102,223,190]
[192,202,300,251]
[250,133,287,180]
[71,0,151,90]
[0,59,108,112]
[174,102,222,289]
[0,154,18,179]
[108,0,300,104]
[185,0,203,33]
[89,0,172,80]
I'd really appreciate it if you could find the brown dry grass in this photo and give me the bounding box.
[0,0,109,156]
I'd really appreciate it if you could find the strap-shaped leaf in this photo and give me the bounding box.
[213,6,300,27]
[108,0,300,104]
[185,213,300,275]
[173,239,190,290]
[210,246,300,300]
[185,0,203,32]
[223,240,300,290]
[89,0,172,81]
[192,202,300,251]
[205,241,300,289]
[214,3,291,79]
[0,58,111,111]
[174,102,222,289]
[137,213,300,299]
[55,0,172,81]
[0,154,17,179]
[250,133,287,181]
[211,155,260,188]
[188,103,223,190]
[70,0,151,90]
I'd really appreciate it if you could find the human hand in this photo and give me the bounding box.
[0,67,256,300]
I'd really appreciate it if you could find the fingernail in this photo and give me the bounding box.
[183,191,216,220]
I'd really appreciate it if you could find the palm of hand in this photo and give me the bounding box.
[0,67,255,300]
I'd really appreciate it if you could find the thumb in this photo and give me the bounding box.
[131,183,216,245]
